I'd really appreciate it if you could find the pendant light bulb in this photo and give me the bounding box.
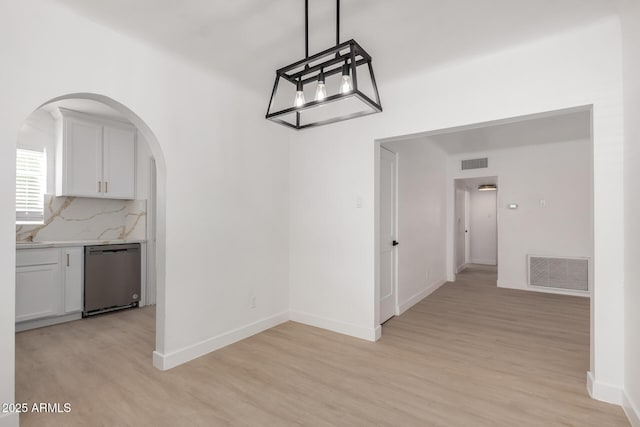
[340,62,353,94]
[294,79,306,107]
[315,69,327,101]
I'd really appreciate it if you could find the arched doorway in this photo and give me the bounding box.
[12,93,167,411]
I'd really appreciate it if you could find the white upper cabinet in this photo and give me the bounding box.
[60,115,103,197]
[103,124,136,199]
[55,108,136,199]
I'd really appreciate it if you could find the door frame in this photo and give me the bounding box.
[451,176,499,279]
[373,105,606,396]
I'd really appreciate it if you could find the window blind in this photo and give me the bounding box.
[16,148,45,223]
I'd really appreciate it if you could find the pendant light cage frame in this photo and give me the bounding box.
[266,0,382,130]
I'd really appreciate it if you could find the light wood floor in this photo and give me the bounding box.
[16,265,629,426]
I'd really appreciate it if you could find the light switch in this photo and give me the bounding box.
[539,199,547,208]
[356,196,363,208]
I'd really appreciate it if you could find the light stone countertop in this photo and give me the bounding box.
[16,239,146,249]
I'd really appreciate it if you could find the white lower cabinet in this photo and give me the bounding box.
[15,263,61,323]
[16,247,84,329]
[64,247,83,313]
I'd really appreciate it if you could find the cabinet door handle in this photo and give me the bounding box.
[105,182,108,193]
[98,181,102,192]
[66,254,70,267]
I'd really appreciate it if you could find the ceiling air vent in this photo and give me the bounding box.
[461,157,488,170]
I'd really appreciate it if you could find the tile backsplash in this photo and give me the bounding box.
[16,195,146,242]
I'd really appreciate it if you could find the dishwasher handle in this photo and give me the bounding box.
[86,244,140,255]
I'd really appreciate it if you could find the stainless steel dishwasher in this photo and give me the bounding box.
[84,243,141,317]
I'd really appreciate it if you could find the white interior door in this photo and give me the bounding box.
[455,187,467,272]
[380,147,397,324]
[464,190,471,264]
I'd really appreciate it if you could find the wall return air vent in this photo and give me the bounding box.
[528,255,589,292]
[461,157,488,170]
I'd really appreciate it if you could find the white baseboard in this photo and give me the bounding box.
[153,311,289,370]
[397,279,447,316]
[15,312,82,332]
[586,371,623,405]
[0,411,19,427]
[624,391,640,427]
[456,263,467,274]
[290,310,380,342]
[469,258,496,265]
[497,282,589,298]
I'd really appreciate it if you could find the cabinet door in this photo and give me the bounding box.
[103,125,136,199]
[64,247,83,313]
[62,117,103,197]
[16,263,61,322]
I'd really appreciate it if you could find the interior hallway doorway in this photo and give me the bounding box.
[454,177,498,278]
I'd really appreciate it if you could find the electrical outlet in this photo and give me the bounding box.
[250,296,257,309]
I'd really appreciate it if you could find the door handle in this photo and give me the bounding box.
[392,240,399,246]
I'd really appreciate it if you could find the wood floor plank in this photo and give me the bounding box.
[15,265,629,426]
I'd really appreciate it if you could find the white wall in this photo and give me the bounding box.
[288,124,377,339]
[17,110,56,195]
[619,0,640,423]
[449,140,592,291]
[382,139,448,314]
[289,17,624,404]
[0,2,290,424]
[136,133,153,202]
[469,190,497,265]
[136,133,156,306]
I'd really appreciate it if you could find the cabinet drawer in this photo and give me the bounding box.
[16,248,60,267]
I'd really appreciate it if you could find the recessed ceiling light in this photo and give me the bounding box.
[478,184,497,191]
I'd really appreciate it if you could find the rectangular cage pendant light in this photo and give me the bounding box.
[266,0,382,130]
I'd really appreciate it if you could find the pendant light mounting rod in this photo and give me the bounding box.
[305,0,341,56]
[336,0,340,46]
[305,0,309,58]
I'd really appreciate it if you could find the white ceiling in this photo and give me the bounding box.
[428,110,591,155]
[50,0,617,94]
